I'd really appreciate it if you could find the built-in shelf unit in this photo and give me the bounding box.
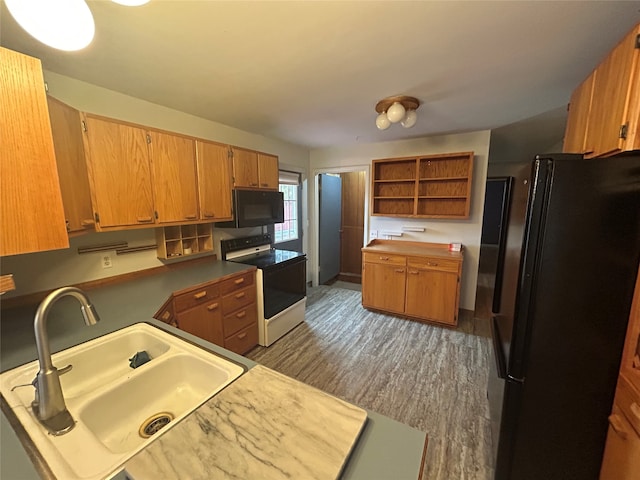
[156,223,214,259]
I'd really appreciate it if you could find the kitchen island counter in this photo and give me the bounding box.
[0,260,427,479]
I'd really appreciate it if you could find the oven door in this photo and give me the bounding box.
[262,258,306,319]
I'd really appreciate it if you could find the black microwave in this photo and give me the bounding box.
[216,189,284,228]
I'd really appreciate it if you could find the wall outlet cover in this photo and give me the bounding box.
[369,230,378,240]
[102,255,113,269]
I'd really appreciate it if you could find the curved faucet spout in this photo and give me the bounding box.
[32,287,100,435]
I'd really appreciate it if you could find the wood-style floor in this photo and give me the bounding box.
[246,282,493,480]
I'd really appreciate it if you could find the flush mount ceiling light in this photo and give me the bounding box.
[5,0,95,51]
[375,95,420,130]
[111,0,150,5]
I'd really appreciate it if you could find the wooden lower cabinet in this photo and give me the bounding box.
[362,262,406,314]
[155,269,258,354]
[361,240,463,326]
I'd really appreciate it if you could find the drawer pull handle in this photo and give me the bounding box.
[234,278,245,285]
[236,311,247,318]
[608,414,629,440]
[237,332,247,339]
[250,183,258,187]
[630,402,640,421]
[395,269,405,273]
[409,270,419,275]
[81,219,95,226]
[203,212,215,218]
[193,291,207,300]
[207,303,219,311]
[427,262,439,266]
[235,292,246,299]
[260,183,269,187]
[380,256,390,260]
[136,216,153,223]
[184,214,197,220]
[170,319,179,328]
[161,311,171,321]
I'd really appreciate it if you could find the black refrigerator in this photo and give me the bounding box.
[486,154,640,480]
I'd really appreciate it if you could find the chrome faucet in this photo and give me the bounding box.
[32,287,100,435]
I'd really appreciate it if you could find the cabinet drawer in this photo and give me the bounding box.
[407,256,459,273]
[224,323,258,355]
[223,303,257,338]
[616,375,640,436]
[222,285,256,315]
[601,404,640,480]
[363,252,406,266]
[174,283,220,312]
[220,271,255,296]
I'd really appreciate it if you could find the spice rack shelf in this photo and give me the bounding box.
[371,151,474,219]
[156,223,214,259]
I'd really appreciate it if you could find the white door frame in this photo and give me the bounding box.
[310,164,370,287]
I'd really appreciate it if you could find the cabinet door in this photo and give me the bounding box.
[600,407,640,480]
[563,71,596,154]
[362,262,406,314]
[196,140,232,221]
[405,268,459,325]
[47,97,95,233]
[257,153,279,189]
[232,147,259,188]
[149,131,198,223]
[82,115,155,229]
[585,25,639,157]
[0,47,69,256]
[175,303,224,346]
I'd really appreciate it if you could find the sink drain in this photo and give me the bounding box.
[139,412,174,438]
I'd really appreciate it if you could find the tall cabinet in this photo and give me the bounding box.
[0,47,68,256]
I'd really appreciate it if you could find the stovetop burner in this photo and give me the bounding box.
[221,233,306,269]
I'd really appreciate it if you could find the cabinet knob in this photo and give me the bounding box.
[235,292,246,299]
[161,311,172,322]
[184,214,197,220]
[395,269,405,273]
[234,278,245,285]
[380,256,390,260]
[136,216,153,223]
[250,182,258,187]
[193,291,207,300]
[260,183,268,187]
[207,303,219,311]
[203,212,215,218]
[81,219,95,227]
[236,311,247,319]
[237,332,248,340]
[409,270,419,275]
[427,262,439,266]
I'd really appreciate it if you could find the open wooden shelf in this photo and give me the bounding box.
[156,223,214,259]
[371,152,474,219]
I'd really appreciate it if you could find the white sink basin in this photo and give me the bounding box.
[0,323,245,480]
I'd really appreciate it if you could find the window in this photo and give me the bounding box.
[274,171,300,244]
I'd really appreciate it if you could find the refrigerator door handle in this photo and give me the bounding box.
[490,316,508,380]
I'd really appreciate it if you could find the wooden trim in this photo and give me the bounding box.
[417,434,429,480]
[0,275,16,294]
[0,255,217,310]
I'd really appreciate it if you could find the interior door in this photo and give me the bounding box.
[340,171,365,282]
[319,173,342,284]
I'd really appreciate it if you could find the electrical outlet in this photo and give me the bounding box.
[101,254,113,269]
[369,230,378,240]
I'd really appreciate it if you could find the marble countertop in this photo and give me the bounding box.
[125,365,368,480]
[0,259,428,480]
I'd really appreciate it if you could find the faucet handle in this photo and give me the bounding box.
[11,376,38,392]
[57,364,73,376]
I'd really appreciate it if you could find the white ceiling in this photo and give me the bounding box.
[1,1,639,149]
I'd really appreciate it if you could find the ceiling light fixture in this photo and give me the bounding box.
[5,0,95,52]
[111,0,150,6]
[375,95,420,130]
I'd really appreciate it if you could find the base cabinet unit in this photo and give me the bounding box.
[362,240,463,326]
[601,266,640,479]
[0,47,69,256]
[155,269,258,355]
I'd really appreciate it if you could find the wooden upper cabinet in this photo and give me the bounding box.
[232,147,259,188]
[47,97,95,234]
[196,140,233,221]
[148,131,198,223]
[570,22,640,158]
[562,71,596,154]
[232,147,279,190]
[82,115,155,230]
[257,153,279,189]
[0,47,68,256]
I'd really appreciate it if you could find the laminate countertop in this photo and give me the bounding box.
[362,239,464,260]
[0,259,427,480]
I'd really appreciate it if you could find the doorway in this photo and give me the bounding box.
[314,168,367,286]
